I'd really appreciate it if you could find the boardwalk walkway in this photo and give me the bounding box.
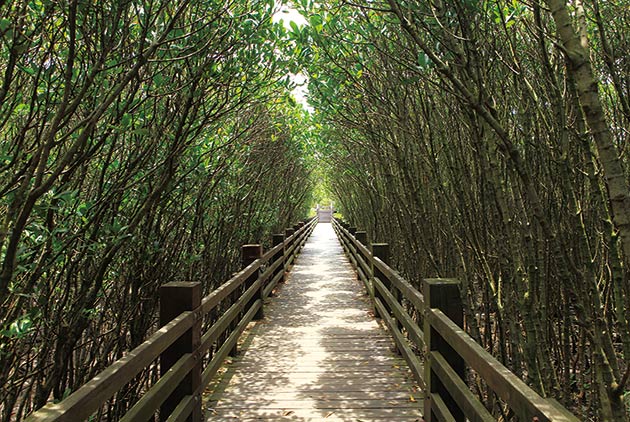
[206,223,422,421]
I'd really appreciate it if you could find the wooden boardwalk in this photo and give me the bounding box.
[206,223,423,421]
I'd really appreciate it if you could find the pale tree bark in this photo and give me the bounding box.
[544,0,628,419]
[545,0,630,261]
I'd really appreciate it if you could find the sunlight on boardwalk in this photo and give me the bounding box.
[206,223,422,421]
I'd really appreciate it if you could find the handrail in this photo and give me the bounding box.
[332,217,578,422]
[27,216,318,422]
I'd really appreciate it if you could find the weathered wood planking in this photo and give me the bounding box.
[205,223,423,421]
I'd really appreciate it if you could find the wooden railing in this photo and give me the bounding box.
[27,217,318,422]
[332,218,579,422]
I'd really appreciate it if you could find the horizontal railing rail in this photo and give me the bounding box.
[27,217,318,422]
[332,217,578,422]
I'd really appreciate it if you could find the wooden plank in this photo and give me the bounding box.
[335,221,424,313]
[222,373,413,383]
[166,395,194,422]
[208,383,419,395]
[428,309,580,421]
[227,362,407,371]
[431,351,494,422]
[230,343,394,357]
[261,241,284,262]
[198,266,256,316]
[263,270,284,298]
[431,393,456,422]
[242,341,393,348]
[259,253,284,287]
[212,399,423,409]
[243,336,394,345]
[374,277,424,350]
[199,252,267,316]
[230,359,407,372]
[199,277,263,353]
[357,265,370,292]
[210,391,421,402]
[209,408,423,418]
[249,331,388,338]
[356,252,372,284]
[209,418,422,422]
[340,224,372,271]
[200,300,261,389]
[373,257,425,312]
[374,298,425,391]
[26,311,195,422]
[229,361,406,369]
[244,336,393,344]
[121,353,195,422]
[243,344,395,352]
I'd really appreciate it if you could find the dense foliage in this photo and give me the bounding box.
[0,1,314,419]
[295,0,630,420]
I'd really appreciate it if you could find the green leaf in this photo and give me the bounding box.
[309,14,323,31]
[77,202,92,217]
[290,20,299,34]
[1,315,33,339]
[0,18,10,32]
[417,53,431,69]
[121,113,131,128]
[15,103,30,114]
[17,64,36,76]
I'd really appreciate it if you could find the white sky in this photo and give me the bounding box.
[273,5,308,28]
[272,5,312,112]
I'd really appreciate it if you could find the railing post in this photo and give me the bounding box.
[285,228,295,241]
[242,244,263,321]
[272,234,285,288]
[423,278,465,422]
[355,231,367,281]
[355,230,367,245]
[371,243,389,319]
[160,282,202,422]
[285,228,295,270]
[285,228,295,250]
[296,223,305,250]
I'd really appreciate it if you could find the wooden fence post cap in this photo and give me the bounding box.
[160,281,201,289]
[356,232,368,247]
[423,278,462,324]
[424,278,460,286]
[272,234,285,244]
[242,244,262,250]
[371,243,389,252]
[241,244,263,261]
[423,279,461,300]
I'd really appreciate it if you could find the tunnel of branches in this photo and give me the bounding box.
[1,0,630,421]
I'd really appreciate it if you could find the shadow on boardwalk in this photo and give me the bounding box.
[205,223,422,421]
